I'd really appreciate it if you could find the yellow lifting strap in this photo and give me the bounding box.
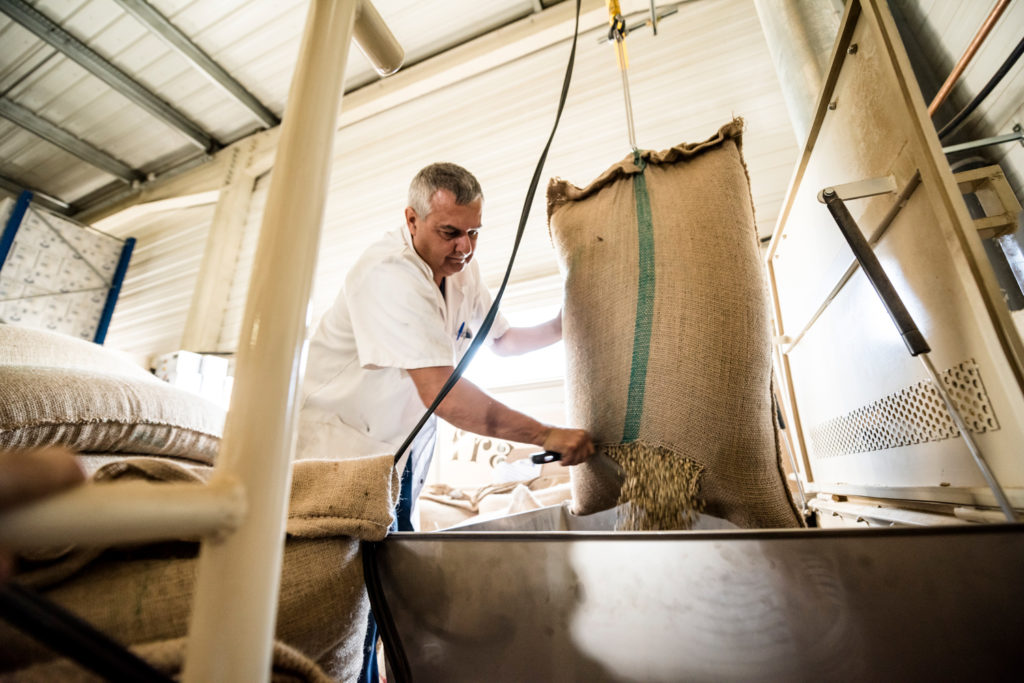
[607,0,638,150]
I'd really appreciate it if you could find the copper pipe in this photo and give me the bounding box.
[928,0,1011,116]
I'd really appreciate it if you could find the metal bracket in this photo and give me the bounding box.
[953,164,1023,239]
[816,175,897,203]
[943,128,1024,155]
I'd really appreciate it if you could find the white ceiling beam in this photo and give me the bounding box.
[92,190,220,233]
[74,154,230,225]
[0,175,71,214]
[247,0,619,174]
[110,0,280,129]
[0,96,143,183]
[75,0,649,222]
[0,0,218,152]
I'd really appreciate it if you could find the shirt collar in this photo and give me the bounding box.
[397,224,434,282]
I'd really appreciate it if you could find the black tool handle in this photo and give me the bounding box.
[822,189,930,356]
[530,451,562,464]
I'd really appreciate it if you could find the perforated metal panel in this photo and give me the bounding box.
[766,0,1024,505]
[810,359,999,458]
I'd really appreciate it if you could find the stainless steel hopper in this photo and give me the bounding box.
[366,507,1023,680]
[363,0,1024,679]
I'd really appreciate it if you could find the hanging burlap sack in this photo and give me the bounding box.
[547,119,801,529]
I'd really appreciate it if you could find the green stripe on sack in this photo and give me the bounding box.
[623,154,654,443]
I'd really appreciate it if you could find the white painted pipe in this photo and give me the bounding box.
[183,2,364,681]
[0,480,245,548]
[354,0,404,75]
[753,0,843,148]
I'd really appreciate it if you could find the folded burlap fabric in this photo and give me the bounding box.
[2,453,400,682]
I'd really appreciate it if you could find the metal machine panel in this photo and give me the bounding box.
[766,0,1024,507]
[373,525,1024,681]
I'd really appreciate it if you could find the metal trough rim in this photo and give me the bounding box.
[391,521,1024,542]
[372,521,1024,681]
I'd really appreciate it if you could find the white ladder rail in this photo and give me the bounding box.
[0,479,245,548]
[0,2,402,681]
[183,2,402,680]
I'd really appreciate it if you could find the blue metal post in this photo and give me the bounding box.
[94,237,135,344]
[0,190,33,273]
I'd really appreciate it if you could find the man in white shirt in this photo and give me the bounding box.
[298,162,594,522]
[300,162,594,682]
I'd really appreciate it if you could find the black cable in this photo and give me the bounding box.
[391,0,583,469]
[361,542,412,683]
[369,2,584,680]
[937,33,1024,140]
[0,582,175,682]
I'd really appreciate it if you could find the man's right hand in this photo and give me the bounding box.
[541,427,594,467]
[409,366,595,467]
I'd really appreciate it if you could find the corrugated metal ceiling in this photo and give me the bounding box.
[0,0,552,211]
[7,0,1021,367]
[2,0,1022,220]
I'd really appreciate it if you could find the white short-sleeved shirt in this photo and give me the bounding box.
[297,225,510,466]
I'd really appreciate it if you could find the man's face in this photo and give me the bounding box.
[405,189,482,286]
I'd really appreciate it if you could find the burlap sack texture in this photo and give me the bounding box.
[0,454,400,682]
[547,119,802,529]
[0,325,223,463]
[6,637,334,683]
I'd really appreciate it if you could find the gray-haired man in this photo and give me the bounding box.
[298,161,594,681]
[298,161,593,519]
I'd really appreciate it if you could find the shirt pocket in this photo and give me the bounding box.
[453,320,474,361]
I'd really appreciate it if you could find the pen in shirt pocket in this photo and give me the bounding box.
[456,322,472,340]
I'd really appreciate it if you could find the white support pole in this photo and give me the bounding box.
[0,480,245,548]
[183,2,360,680]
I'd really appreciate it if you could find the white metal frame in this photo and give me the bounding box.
[0,2,403,681]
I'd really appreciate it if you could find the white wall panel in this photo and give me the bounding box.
[892,0,1024,196]
[102,203,214,362]
[218,0,799,377]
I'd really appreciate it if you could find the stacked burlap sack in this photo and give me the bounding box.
[0,325,400,680]
[0,455,399,682]
[547,119,802,530]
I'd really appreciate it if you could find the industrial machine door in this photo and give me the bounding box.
[766,0,1024,510]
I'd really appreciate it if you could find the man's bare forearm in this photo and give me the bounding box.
[408,366,548,444]
[490,312,561,356]
[407,365,593,465]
